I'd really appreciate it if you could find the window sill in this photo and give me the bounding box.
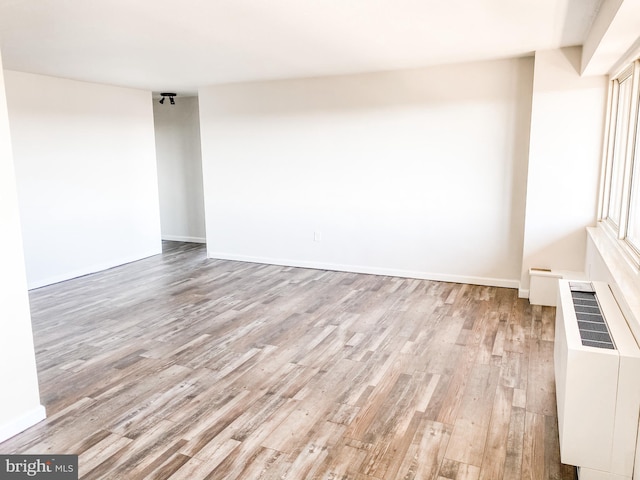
[587,224,640,341]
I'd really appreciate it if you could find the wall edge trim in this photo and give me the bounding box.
[0,405,46,444]
[206,251,520,289]
[27,248,162,290]
[162,235,206,244]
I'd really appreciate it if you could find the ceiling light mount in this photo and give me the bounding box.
[159,92,176,105]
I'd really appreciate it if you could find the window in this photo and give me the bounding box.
[606,70,632,226]
[627,122,640,253]
[600,61,640,265]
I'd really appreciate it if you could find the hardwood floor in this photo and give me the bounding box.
[0,241,575,479]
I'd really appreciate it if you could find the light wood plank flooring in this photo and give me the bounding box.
[0,241,575,479]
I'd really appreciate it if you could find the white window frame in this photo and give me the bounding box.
[599,60,640,269]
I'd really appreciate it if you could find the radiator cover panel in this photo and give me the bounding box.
[555,280,640,480]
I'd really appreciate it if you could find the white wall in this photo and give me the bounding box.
[153,96,206,243]
[199,58,534,287]
[520,48,608,293]
[5,71,162,289]
[0,53,45,442]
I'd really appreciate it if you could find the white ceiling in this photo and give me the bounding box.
[0,0,603,94]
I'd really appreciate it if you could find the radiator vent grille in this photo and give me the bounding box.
[570,283,615,350]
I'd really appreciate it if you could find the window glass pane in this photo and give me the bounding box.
[628,181,640,253]
[608,76,632,226]
[627,120,640,252]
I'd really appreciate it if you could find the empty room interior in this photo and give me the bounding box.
[2,0,640,479]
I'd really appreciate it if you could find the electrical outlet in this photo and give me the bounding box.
[314,231,322,242]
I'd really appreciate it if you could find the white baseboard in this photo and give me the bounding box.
[162,235,206,244]
[0,405,46,444]
[518,288,530,299]
[206,251,520,289]
[28,249,162,290]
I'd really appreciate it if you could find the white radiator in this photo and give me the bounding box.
[555,280,640,480]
